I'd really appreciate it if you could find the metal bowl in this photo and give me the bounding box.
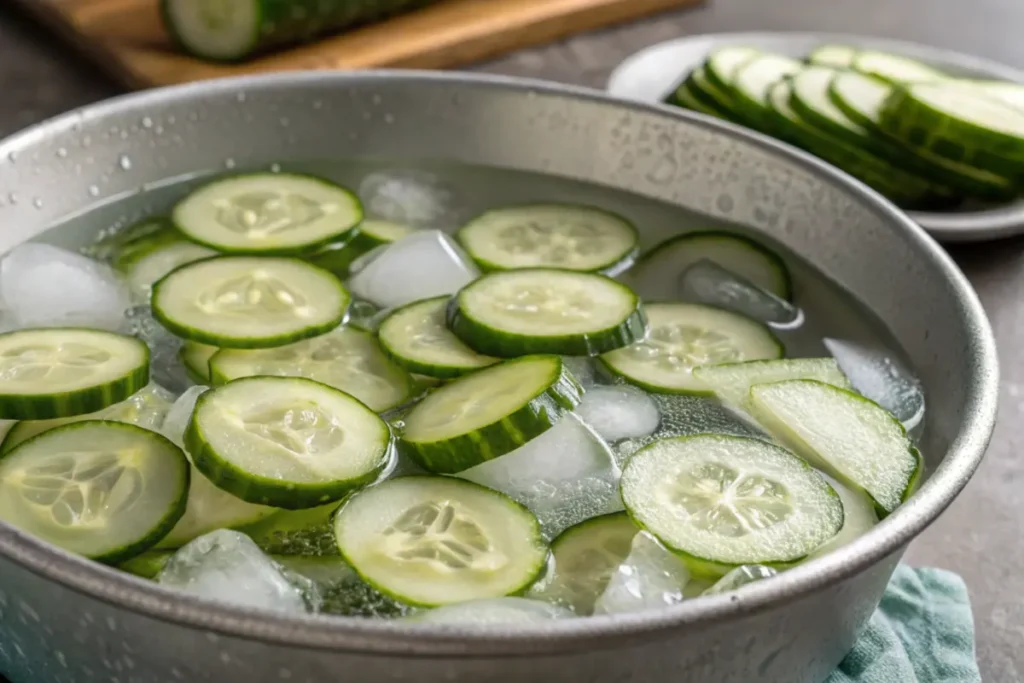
[606,31,1024,243]
[0,71,999,683]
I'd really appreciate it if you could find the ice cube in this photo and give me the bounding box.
[122,305,192,394]
[823,338,925,434]
[458,414,623,538]
[809,473,879,560]
[348,230,480,309]
[561,356,600,389]
[575,385,660,443]
[592,532,691,615]
[274,556,411,618]
[702,565,777,596]
[679,260,800,328]
[359,169,462,228]
[157,530,318,614]
[408,598,573,625]
[161,385,209,448]
[0,243,130,330]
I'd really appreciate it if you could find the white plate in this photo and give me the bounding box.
[607,31,1024,243]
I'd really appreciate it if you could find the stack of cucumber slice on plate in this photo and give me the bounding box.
[0,167,925,620]
[669,44,1024,209]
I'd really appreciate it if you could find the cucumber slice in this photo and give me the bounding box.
[748,379,921,515]
[670,79,733,120]
[600,303,782,395]
[456,204,639,275]
[973,80,1024,112]
[179,341,218,384]
[1,383,174,454]
[829,72,1018,199]
[209,326,415,413]
[731,54,805,124]
[378,297,497,379]
[448,269,646,357]
[156,467,277,549]
[692,358,851,413]
[407,597,572,624]
[620,434,844,577]
[186,376,393,509]
[170,173,362,254]
[882,82,1024,161]
[0,328,150,420]
[704,46,762,94]
[120,550,174,579]
[152,256,350,349]
[807,44,858,69]
[398,355,581,474]
[851,51,945,84]
[628,231,792,301]
[791,66,876,148]
[688,67,740,118]
[766,80,940,207]
[309,220,415,277]
[0,421,189,563]
[112,221,218,301]
[531,512,638,615]
[808,473,879,560]
[333,476,548,607]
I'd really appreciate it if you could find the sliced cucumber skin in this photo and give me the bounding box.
[185,379,393,510]
[170,173,363,254]
[162,0,442,63]
[333,476,548,608]
[151,257,350,349]
[110,217,182,270]
[0,330,151,421]
[120,550,174,579]
[704,46,762,96]
[447,270,647,358]
[688,68,742,119]
[378,297,497,379]
[670,81,734,121]
[880,85,1024,172]
[827,75,1019,199]
[398,356,583,474]
[5,421,190,564]
[765,82,941,208]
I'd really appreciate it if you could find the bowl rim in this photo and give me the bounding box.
[0,69,1000,656]
[605,29,1024,243]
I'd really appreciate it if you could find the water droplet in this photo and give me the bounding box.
[88,185,100,197]
[188,112,199,122]
[383,113,395,124]
[119,155,132,171]
[6,151,17,162]
[155,125,165,135]
[237,92,247,103]
[312,100,323,110]
[7,193,17,204]
[219,652,231,664]
[32,197,43,209]
[278,669,293,680]
[167,114,177,125]
[279,116,290,127]
[120,130,129,140]
[362,111,372,121]
[371,94,382,105]
[225,158,237,170]
[56,147,68,158]
[142,116,154,129]
[82,135,92,148]
[270,163,282,173]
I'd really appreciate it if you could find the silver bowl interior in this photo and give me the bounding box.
[0,71,999,655]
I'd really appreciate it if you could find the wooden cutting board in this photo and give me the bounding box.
[13,0,705,89]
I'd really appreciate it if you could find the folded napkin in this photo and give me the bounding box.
[826,565,981,683]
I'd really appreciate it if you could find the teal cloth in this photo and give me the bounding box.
[826,565,981,683]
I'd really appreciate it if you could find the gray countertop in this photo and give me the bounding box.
[0,1,1021,681]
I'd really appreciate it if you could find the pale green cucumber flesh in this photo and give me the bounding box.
[333,476,549,607]
[620,434,844,578]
